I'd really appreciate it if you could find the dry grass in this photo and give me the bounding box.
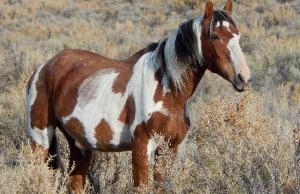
[0,144,69,194]
[0,0,299,193]
[189,92,299,193]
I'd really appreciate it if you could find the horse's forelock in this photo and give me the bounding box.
[212,10,236,31]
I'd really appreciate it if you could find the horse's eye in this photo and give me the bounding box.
[211,34,220,40]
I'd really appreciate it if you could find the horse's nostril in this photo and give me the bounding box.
[248,77,253,83]
[237,73,245,83]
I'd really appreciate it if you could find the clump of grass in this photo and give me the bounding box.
[0,143,69,194]
[0,71,30,147]
[189,92,299,193]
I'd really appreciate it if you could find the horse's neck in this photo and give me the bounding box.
[156,28,205,104]
[161,66,206,106]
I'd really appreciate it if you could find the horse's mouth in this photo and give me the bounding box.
[232,76,252,92]
[232,83,246,92]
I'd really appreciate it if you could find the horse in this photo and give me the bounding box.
[25,0,251,193]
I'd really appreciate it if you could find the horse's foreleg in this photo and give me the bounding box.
[154,145,178,191]
[67,144,92,194]
[132,129,149,187]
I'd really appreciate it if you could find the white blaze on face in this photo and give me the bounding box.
[227,33,251,82]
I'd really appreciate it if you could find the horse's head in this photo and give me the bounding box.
[201,0,251,92]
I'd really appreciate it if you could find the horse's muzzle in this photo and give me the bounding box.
[233,73,252,92]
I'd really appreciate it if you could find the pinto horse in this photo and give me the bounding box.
[26,0,251,192]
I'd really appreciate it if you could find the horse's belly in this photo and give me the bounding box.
[92,120,133,151]
[62,114,133,150]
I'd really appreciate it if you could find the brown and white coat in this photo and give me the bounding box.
[26,0,251,192]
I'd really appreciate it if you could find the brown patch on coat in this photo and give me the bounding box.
[153,68,205,112]
[145,111,187,146]
[153,69,164,103]
[64,118,91,149]
[131,109,189,187]
[111,66,133,94]
[94,119,113,148]
[229,25,239,35]
[214,24,235,43]
[118,95,135,126]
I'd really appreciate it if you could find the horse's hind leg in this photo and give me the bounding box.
[55,121,92,193]
[67,139,92,194]
[26,66,59,168]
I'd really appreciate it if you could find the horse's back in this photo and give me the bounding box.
[46,49,123,89]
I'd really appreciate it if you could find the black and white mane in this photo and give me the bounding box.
[145,10,235,89]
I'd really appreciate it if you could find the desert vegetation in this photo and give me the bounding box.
[0,0,299,193]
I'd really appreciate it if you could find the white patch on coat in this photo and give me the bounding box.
[214,20,230,32]
[63,69,128,148]
[227,34,251,81]
[63,53,167,148]
[27,64,44,108]
[29,126,54,149]
[26,64,54,149]
[222,21,232,33]
[223,21,230,28]
[127,53,167,136]
[147,137,158,163]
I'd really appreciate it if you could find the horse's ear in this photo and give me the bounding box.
[223,0,233,14]
[204,0,214,20]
